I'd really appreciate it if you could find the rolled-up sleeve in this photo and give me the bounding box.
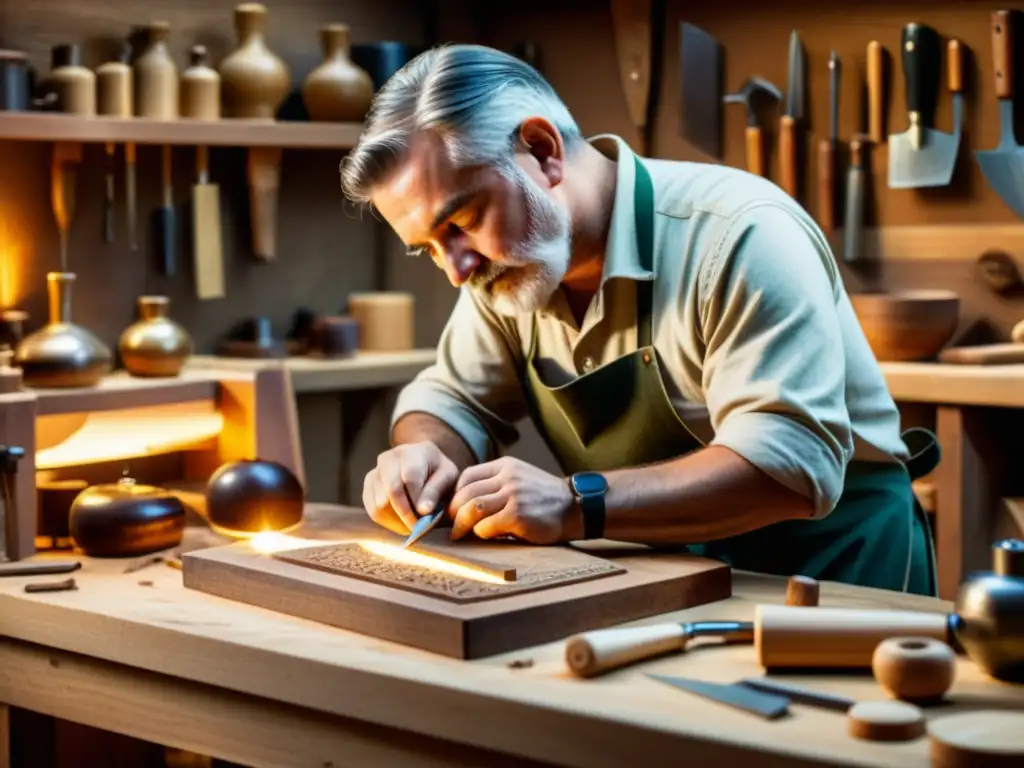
[391,286,527,462]
[698,203,853,518]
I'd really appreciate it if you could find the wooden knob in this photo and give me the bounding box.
[848,701,925,742]
[871,636,956,703]
[785,575,820,606]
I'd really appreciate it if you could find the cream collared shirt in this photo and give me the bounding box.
[391,134,908,518]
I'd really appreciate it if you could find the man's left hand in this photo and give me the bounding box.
[448,457,576,543]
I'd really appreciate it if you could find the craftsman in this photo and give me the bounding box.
[340,44,940,595]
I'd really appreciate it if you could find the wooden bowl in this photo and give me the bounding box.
[851,290,960,362]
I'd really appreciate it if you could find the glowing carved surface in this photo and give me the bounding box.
[276,542,626,603]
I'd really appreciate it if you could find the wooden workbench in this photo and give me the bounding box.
[0,506,1021,768]
[878,362,1024,600]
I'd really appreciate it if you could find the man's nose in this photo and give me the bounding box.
[441,246,481,286]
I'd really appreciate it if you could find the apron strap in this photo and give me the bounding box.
[633,156,656,349]
[902,427,941,481]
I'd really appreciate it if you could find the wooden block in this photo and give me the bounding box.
[847,701,925,742]
[928,710,1024,767]
[277,541,621,603]
[182,507,732,659]
[348,292,414,351]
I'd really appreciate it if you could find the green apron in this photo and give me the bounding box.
[521,155,940,596]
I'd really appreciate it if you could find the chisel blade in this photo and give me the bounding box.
[648,674,791,720]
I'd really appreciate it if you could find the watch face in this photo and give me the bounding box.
[573,472,608,496]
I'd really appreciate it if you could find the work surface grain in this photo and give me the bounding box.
[0,505,1022,768]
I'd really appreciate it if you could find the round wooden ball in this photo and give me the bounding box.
[848,701,926,742]
[872,636,956,703]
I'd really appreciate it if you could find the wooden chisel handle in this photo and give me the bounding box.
[745,126,765,176]
[866,40,885,142]
[992,10,1012,99]
[755,605,957,669]
[779,114,797,197]
[948,38,964,95]
[817,139,835,231]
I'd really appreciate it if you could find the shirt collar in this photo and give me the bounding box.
[588,133,656,286]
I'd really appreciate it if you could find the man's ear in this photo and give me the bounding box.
[518,117,564,187]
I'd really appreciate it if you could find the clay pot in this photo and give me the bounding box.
[301,24,374,122]
[180,45,220,120]
[118,295,193,378]
[96,44,133,118]
[205,459,304,536]
[15,272,112,389]
[69,476,186,557]
[953,538,1024,683]
[134,21,179,119]
[219,3,291,119]
[47,44,95,115]
[850,290,960,362]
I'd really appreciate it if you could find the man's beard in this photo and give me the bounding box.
[469,166,572,317]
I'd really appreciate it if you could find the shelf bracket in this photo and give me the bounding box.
[247,146,282,261]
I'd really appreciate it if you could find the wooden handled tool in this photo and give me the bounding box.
[610,0,653,156]
[565,620,754,678]
[724,77,782,178]
[565,605,958,678]
[50,142,82,272]
[818,51,840,231]
[157,145,176,276]
[866,40,885,143]
[248,147,282,261]
[778,30,805,199]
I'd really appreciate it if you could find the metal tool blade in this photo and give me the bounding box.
[828,51,840,142]
[402,498,450,549]
[976,100,1024,218]
[737,678,855,713]
[785,30,806,120]
[680,22,723,159]
[888,130,959,188]
[649,675,790,719]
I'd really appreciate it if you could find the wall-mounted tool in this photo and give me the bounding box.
[155,145,176,276]
[679,22,723,160]
[843,135,868,264]
[51,142,81,272]
[818,51,841,231]
[866,40,886,143]
[975,10,1024,220]
[611,0,653,155]
[779,30,806,200]
[888,23,950,189]
[724,76,782,176]
[248,147,282,261]
[96,43,133,246]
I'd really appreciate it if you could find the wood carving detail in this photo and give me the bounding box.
[277,542,625,603]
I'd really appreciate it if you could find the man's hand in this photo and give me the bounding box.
[448,457,575,544]
[362,441,459,535]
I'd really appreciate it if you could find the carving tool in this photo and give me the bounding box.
[402,495,452,549]
[723,76,782,177]
[866,40,886,143]
[565,620,754,678]
[888,23,952,189]
[679,22,724,160]
[126,143,137,250]
[156,145,175,276]
[193,145,225,299]
[610,0,653,155]
[779,29,806,200]
[103,143,115,243]
[248,147,282,260]
[975,10,1024,219]
[737,677,856,713]
[817,51,840,231]
[843,135,867,264]
[50,142,81,272]
[649,675,790,720]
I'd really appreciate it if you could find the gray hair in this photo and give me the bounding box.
[340,44,583,204]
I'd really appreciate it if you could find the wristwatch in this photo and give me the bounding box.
[569,472,609,540]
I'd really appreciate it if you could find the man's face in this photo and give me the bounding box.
[370,132,572,316]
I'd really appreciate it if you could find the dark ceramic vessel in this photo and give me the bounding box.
[954,538,1024,683]
[205,459,304,536]
[69,477,186,557]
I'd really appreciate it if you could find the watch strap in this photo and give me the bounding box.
[580,490,606,540]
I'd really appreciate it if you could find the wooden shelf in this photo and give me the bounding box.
[25,370,222,416]
[186,350,437,393]
[879,361,1024,408]
[0,113,364,149]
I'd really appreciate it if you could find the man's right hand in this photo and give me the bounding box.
[362,441,460,535]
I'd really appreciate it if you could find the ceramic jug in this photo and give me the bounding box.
[219,2,290,119]
[302,23,374,122]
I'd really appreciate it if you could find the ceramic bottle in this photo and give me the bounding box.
[134,21,178,119]
[48,44,96,115]
[118,295,193,377]
[14,272,112,388]
[219,3,290,119]
[181,45,220,119]
[301,23,374,122]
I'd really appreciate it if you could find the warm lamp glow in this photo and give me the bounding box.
[248,532,506,584]
[0,212,27,309]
